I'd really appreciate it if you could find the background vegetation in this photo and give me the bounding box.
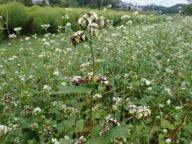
[0,0,120,7]
[0,2,160,40]
[183,4,192,15]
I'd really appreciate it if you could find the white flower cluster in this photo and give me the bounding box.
[53,69,60,76]
[121,15,131,21]
[128,105,151,119]
[21,105,33,115]
[70,31,87,46]
[93,93,102,100]
[65,22,71,31]
[141,78,152,86]
[99,115,120,136]
[14,27,22,33]
[78,11,104,29]
[72,136,86,144]
[52,138,60,144]
[0,125,12,137]
[70,74,112,91]
[0,15,3,20]
[61,14,69,20]
[32,107,42,115]
[43,84,52,92]
[166,138,171,143]
[41,24,50,30]
[112,97,122,110]
[9,34,17,39]
[71,11,105,46]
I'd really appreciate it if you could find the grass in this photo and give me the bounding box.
[0,14,192,143]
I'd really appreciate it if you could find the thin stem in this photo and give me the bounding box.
[170,110,190,139]
[88,37,96,79]
[88,36,95,138]
[89,91,93,138]
[5,12,10,35]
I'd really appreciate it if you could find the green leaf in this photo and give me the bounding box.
[56,85,94,94]
[161,119,175,130]
[87,137,107,144]
[59,139,73,144]
[106,126,129,139]
[87,125,129,144]
[182,124,192,134]
[75,119,85,132]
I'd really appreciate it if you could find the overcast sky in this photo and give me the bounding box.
[122,0,188,7]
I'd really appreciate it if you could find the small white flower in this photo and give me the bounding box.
[166,99,171,105]
[33,107,42,114]
[43,42,50,47]
[66,22,71,28]
[14,27,22,33]
[43,85,52,91]
[0,125,12,137]
[159,104,164,108]
[121,15,131,21]
[164,87,172,96]
[79,136,86,141]
[64,135,70,139]
[61,82,66,86]
[175,106,182,110]
[41,24,50,30]
[93,93,102,100]
[163,129,168,134]
[9,34,17,39]
[166,138,171,143]
[134,11,139,15]
[53,69,59,76]
[52,138,60,144]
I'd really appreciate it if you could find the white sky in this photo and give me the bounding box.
[122,0,188,7]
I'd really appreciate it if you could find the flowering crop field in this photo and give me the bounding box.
[0,13,192,144]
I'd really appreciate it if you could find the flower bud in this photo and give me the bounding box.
[70,31,87,46]
[98,16,105,28]
[78,17,88,29]
[89,23,99,36]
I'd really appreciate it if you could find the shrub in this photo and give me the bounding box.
[29,6,63,34]
[1,2,30,34]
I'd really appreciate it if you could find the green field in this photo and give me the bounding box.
[0,12,192,144]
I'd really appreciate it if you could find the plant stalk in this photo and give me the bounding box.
[88,37,96,79]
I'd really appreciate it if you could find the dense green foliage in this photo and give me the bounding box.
[183,4,192,15]
[0,14,192,143]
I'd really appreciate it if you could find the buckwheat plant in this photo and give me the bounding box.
[14,27,22,38]
[70,11,105,136]
[41,24,50,33]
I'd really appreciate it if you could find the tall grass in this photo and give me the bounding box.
[1,2,30,34]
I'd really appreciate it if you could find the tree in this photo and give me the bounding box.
[183,4,192,15]
[49,0,61,6]
[76,0,120,8]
